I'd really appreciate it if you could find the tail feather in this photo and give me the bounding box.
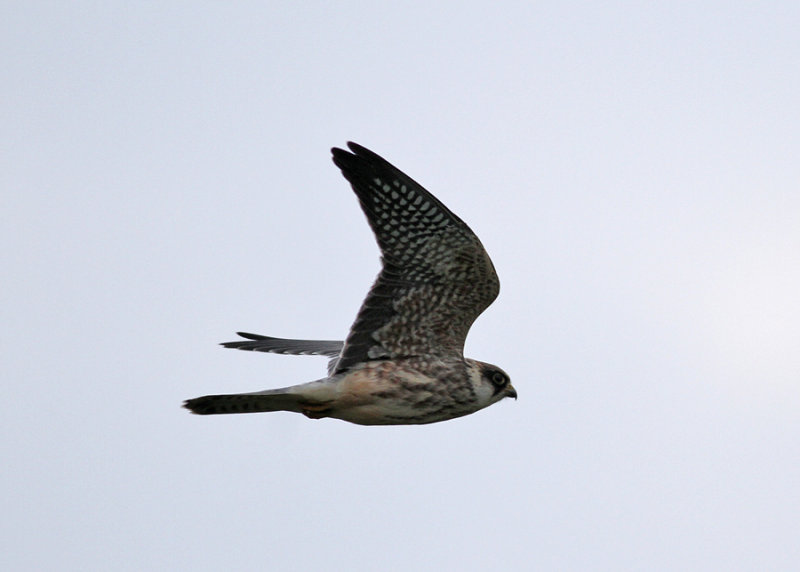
[183,390,302,415]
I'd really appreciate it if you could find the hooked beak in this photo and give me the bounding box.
[505,384,518,400]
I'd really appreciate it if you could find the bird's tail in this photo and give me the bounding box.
[183,389,303,415]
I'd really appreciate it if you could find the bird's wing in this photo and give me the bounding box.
[221,332,343,375]
[330,142,499,373]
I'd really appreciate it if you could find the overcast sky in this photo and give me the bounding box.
[3,2,799,570]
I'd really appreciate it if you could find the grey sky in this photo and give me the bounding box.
[3,2,799,570]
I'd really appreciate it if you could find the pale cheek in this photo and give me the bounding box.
[472,383,496,405]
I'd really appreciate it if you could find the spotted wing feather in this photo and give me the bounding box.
[330,142,499,373]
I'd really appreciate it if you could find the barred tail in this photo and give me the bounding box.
[183,390,302,415]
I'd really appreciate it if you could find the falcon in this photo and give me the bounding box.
[183,142,515,425]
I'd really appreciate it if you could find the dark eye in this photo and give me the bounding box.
[489,371,507,387]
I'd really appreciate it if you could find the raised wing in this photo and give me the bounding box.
[330,142,499,373]
[221,332,343,375]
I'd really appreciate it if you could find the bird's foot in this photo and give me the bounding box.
[301,401,333,419]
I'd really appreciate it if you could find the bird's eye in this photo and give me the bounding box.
[490,371,507,387]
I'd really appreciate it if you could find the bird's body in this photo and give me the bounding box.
[186,353,506,425]
[184,143,515,425]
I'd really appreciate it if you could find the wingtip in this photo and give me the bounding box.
[331,141,372,160]
[331,142,392,179]
[219,332,263,347]
[235,331,265,340]
[346,141,367,154]
[330,145,351,169]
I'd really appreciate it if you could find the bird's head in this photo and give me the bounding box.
[467,359,517,407]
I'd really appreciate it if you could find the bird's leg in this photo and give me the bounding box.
[300,401,333,419]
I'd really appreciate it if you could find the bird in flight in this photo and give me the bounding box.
[183,142,515,425]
